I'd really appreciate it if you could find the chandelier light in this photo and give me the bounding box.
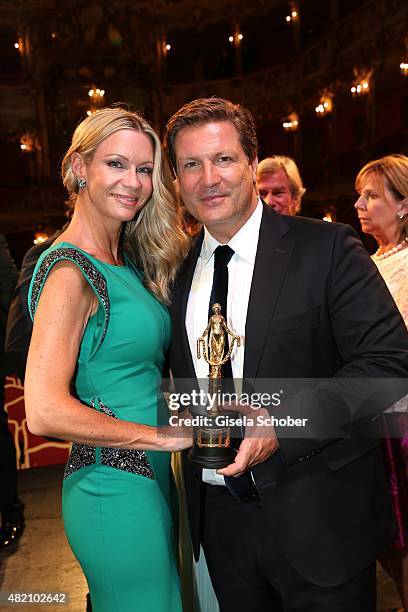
[228,32,243,44]
[87,86,105,115]
[315,91,333,116]
[351,67,373,97]
[20,132,35,153]
[14,38,24,53]
[401,36,408,76]
[282,112,299,132]
[34,232,49,245]
[285,3,299,23]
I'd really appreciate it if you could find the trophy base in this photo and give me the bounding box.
[188,445,236,469]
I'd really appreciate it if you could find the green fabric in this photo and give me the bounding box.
[29,242,181,612]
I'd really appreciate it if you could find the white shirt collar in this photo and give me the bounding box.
[200,198,263,265]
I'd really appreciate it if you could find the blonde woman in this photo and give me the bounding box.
[25,107,191,612]
[355,154,408,611]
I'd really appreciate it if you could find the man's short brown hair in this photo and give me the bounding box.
[166,97,258,172]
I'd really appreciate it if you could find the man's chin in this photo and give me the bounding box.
[188,205,231,226]
[196,213,231,227]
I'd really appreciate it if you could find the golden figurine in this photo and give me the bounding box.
[197,303,241,379]
[188,303,241,467]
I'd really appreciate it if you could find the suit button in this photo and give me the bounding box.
[298,457,305,462]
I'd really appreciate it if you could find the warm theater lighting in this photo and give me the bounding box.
[88,88,105,98]
[351,81,369,96]
[162,40,172,54]
[315,92,333,116]
[33,232,49,244]
[14,38,24,53]
[34,232,49,245]
[351,67,372,97]
[286,4,299,23]
[229,32,243,44]
[20,133,35,153]
[401,36,408,76]
[283,112,299,132]
[87,86,105,115]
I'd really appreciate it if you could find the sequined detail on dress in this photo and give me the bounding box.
[64,443,96,479]
[63,400,156,480]
[30,247,110,348]
[97,399,155,480]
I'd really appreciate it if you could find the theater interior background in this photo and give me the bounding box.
[1,3,407,609]
[1,0,408,265]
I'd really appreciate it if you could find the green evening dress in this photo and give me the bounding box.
[28,242,182,612]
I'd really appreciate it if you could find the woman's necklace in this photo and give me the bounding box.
[373,235,408,260]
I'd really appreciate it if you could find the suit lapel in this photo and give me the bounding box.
[244,205,294,380]
[171,231,204,379]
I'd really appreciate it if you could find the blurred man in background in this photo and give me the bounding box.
[256,155,305,215]
[0,234,24,548]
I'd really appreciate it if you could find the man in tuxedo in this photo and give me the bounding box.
[166,97,408,611]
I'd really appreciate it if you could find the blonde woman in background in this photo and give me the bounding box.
[355,153,408,611]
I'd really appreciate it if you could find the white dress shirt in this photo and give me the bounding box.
[186,199,263,484]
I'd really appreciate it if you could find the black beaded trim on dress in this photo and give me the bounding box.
[30,247,110,349]
[64,443,96,479]
[63,400,156,480]
[98,400,155,480]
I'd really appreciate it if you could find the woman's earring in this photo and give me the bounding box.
[399,198,408,220]
[77,178,87,190]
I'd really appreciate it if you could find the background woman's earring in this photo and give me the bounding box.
[399,198,408,220]
[78,178,87,190]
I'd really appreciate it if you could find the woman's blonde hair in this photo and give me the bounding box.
[355,154,408,240]
[61,106,190,304]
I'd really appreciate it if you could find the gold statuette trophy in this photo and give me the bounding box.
[188,303,241,469]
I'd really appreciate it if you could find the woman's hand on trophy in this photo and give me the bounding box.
[217,407,280,477]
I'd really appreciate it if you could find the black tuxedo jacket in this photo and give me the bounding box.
[169,204,408,586]
[0,234,19,379]
[5,230,63,381]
